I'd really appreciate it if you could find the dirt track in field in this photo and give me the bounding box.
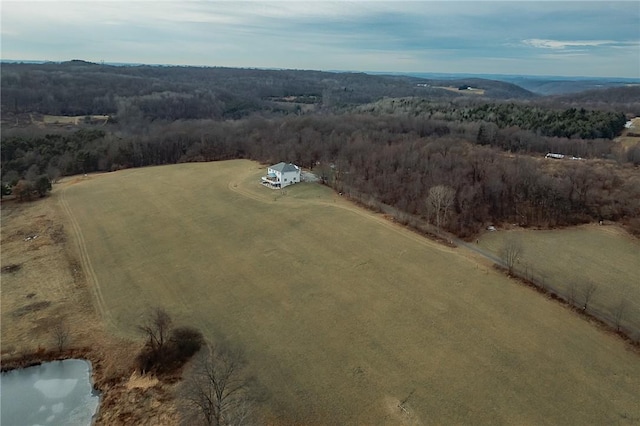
[1,185,181,425]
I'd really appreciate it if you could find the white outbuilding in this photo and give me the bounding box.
[261,162,301,189]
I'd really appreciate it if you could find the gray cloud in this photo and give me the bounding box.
[2,1,639,77]
[523,39,624,49]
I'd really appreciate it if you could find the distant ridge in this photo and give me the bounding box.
[545,85,640,104]
[375,71,639,95]
[2,59,636,99]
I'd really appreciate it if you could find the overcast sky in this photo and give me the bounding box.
[2,1,639,78]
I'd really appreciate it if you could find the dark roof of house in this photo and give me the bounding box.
[270,162,299,173]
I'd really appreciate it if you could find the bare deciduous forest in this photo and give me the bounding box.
[2,60,640,237]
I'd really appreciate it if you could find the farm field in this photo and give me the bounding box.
[60,160,640,424]
[434,85,485,95]
[478,226,640,335]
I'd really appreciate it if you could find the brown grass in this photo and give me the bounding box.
[0,194,179,425]
[57,160,640,424]
[479,225,640,336]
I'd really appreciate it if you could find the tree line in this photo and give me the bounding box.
[465,104,626,139]
[360,98,627,139]
[3,113,639,237]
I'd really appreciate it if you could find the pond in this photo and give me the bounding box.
[0,359,100,426]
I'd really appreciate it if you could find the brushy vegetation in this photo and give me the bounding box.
[136,307,204,375]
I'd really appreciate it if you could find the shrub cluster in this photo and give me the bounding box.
[136,325,203,375]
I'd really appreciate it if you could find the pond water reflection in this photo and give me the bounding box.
[0,359,100,426]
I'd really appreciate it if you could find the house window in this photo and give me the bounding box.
[284,178,288,182]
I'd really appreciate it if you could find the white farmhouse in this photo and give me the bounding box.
[261,162,301,189]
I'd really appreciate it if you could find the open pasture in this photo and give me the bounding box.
[434,86,486,95]
[61,160,640,424]
[479,226,640,334]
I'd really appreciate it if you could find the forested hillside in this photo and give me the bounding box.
[358,98,627,139]
[2,61,639,237]
[543,86,640,113]
[0,60,484,118]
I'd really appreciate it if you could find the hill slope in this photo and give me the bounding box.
[1,61,535,118]
[60,160,640,424]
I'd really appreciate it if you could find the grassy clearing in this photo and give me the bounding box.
[434,86,486,95]
[41,115,109,125]
[61,160,640,424]
[617,117,640,148]
[479,226,640,334]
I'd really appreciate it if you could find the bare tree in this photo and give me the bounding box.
[538,271,547,292]
[46,165,61,184]
[499,235,523,275]
[136,308,206,374]
[567,281,579,307]
[180,344,254,426]
[610,299,628,331]
[426,185,455,231]
[13,179,34,201]
[581,281,598,312]
[52,320,70,352]
[136,307,173,373]
[138,307,172,353]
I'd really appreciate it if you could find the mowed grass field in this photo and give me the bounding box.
[61,160,640,424]
[479,227,640,334]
